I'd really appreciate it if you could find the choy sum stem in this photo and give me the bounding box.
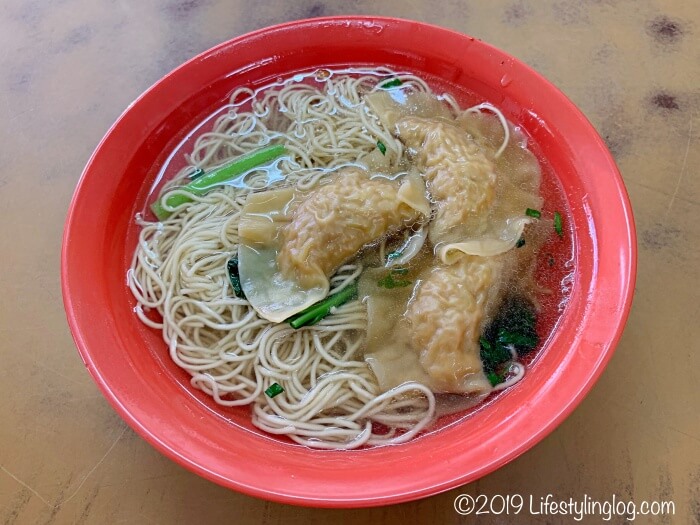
[287,282,358,329]
[151,144,287,221]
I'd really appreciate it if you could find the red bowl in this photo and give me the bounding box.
[61,17,636,507]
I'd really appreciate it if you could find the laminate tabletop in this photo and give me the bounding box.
[1,1,698,523]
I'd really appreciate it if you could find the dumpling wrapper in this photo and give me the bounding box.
[361,219,548,394]
[437,216,532,264]
[404,256,501,393]
[455,109,543,218]
[365,88,453,131]
[238,245,328,324]
[361,275,435,389]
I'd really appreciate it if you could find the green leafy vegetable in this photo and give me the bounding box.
[287,282,358,329]
[479,337,511,373]
[226,256,245,298]
[525,208,541,219]
[480,295,539,377]
[377,140,387,155]
[554,211,563,237]
[151,144,287,221]
[265,383,284,398]
[515,236,526,248]
[486,371,505,387]
[489,295,539,356]
[380,78,403,89]
[497,330,537,348]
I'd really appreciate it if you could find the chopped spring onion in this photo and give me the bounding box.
[265,383,284,398]
[376,140,387,155]
[525,208,541,219]
[151,144,287,221]
[380,77,402,89]
[287,282,358,329]
[515,236,526,248]
[554,211,563,237]
[226,256,245,298]
[387,251,402,261]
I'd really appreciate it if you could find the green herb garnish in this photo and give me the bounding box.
[265,383,284,398]
[286,282,358,329]
[525,208,541,219]
[554,211,563,237]
[377,140,387,155]
[515,236,526,248]
[380,78,403,89]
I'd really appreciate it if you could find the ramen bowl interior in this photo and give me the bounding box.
[62,17,636,507]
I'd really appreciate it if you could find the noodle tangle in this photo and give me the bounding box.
[128,69,439,449]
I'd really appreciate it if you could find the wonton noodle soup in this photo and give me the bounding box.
[128,68,556,449]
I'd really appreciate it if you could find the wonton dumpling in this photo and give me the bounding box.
[405,255,502,392]
[362,253,503,394]
[395,116,498,245]
[238,167,429,322]
[396,114,544,262]
[456,109,543,220]
[277,167,428,289]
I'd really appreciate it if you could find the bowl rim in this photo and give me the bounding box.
[62,15,637,507]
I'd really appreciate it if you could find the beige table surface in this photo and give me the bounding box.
[1,1,699,523]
